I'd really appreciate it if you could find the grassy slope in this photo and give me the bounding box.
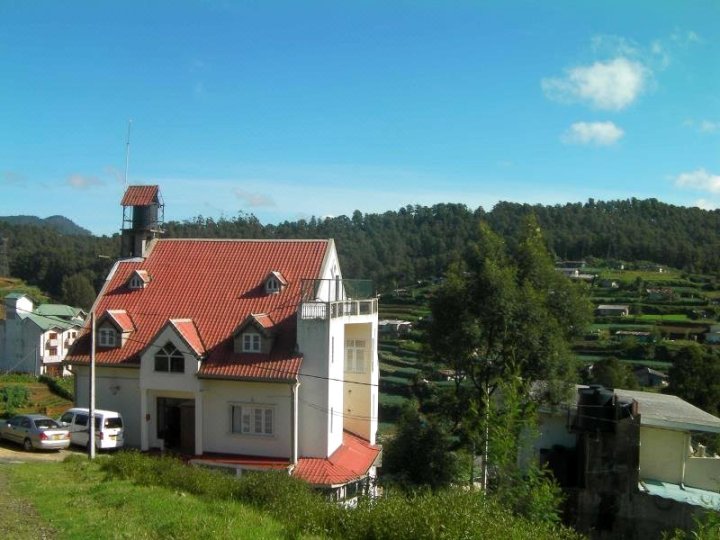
[4,460,286,540]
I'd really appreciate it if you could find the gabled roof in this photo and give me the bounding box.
[101,310,135,333]
[265,270,288,286]
[167,319,206,356]
[294,431,380,487]
[25,314,79,332]
[234,313,275,337]
[121,185,159,206]
[66,239,330,382]
[131,270,151,284]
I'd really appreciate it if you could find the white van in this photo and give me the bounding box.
[58,408,124,450]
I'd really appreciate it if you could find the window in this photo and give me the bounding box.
[242,333,261,353]
[75,414,88,427]
[345,339,366,373]
[48,347,58,356]
[98,327,117,347]
[129,276,143,289]
[49,332,58,339]
[266,277,280,293]
[230,405,273,435]
[154,342,184,373]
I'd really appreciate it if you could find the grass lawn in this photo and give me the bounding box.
[3,459,286,539]
[636,314,691,322]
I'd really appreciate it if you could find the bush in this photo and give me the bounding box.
[39,375,74,401]
[0,384,29,414]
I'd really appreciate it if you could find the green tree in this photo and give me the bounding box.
[587,357,638,390]
[666,345,720,416]
[60,273,96,310]
[382,402,459,490]
[427,216,591,507]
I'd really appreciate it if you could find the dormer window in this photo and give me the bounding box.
[98,327,117,347]
[242,332,261,353]
[128,270,150,290]
[263,271,287,295]
[266,277,280,293]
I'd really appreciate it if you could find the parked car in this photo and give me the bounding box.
[58,408,124,450]
[0,414,71,451]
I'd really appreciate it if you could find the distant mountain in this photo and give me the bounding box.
[0,215,91,236]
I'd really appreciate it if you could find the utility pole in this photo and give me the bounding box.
[89,311,96,459]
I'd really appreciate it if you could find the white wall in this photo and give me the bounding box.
[74,365,142,447]
[343,321,378,444]
[201,379,293,458]
[297,316,332,458]
[639,426,689,484]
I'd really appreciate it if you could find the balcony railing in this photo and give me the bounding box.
[300,279,377,320]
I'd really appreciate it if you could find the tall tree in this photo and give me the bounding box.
[60,273,96,310]
[427,216,591,491]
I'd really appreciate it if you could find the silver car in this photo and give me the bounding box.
[0,414,71,451]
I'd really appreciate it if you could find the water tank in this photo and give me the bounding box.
[577,385,615,432]
[132,203,158,230]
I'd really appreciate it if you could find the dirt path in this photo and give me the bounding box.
[0,464,57,539]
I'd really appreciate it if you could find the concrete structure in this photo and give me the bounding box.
[65,185,379,498]
[535,385,720,538]
[595,304,630,317]
[0,293,84,376]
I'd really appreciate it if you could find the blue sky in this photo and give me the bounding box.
[1,1,718,235]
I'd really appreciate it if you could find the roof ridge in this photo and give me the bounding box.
[156,238,331,243]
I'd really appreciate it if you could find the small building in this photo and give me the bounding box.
[378,319,413,337]
[0,293,84,376]
[633,366,668,388]
[535,385,720,538]
[595,304,630,317]
[704,324,720,344]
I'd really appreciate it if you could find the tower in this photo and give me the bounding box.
[120,185,164,258]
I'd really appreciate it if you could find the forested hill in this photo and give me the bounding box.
[2,198,720,301]
[164,198,720,290]
[0,215,91,236]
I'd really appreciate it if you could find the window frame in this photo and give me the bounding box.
[230,404,274,436]
[242,332,261,353]
[345,339,367,373]
[154,342,185,373]
[98,327,117,347]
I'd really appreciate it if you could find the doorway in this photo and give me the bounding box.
[157,397,195,454]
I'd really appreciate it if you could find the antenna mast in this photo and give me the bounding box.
[124,119,132,189]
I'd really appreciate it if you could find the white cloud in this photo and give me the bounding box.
[675,169,720,193]
[542,57,648,110]
[67,174,104,189]
[693,199,719,210]
[700,120,720,133]
[234,188,275,208]
[561,121,624,146]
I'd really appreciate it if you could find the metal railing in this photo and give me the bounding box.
[299,279,377,320]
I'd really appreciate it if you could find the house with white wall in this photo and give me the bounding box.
[65,185,380,497]
[0,293,84,376]
[535,385,720,537]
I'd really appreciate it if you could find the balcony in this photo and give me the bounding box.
[300,279,377,320]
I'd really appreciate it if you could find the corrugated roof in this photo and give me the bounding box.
[121,185,159,206]
[26,314,79,332]
[616,389,720,433]
[294,431,380,486]
[66,239,329,382]
[34,304,84,318]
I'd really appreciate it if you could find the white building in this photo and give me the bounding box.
[65,185,380,496]
[0,293,84,376]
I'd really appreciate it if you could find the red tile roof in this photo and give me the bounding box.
[293,432,380,486]
[169,319,206,356]
[66,239,330,382]
[121,185,159,206]
[103,310,135,333]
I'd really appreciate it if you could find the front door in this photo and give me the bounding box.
[157,397,195,454]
